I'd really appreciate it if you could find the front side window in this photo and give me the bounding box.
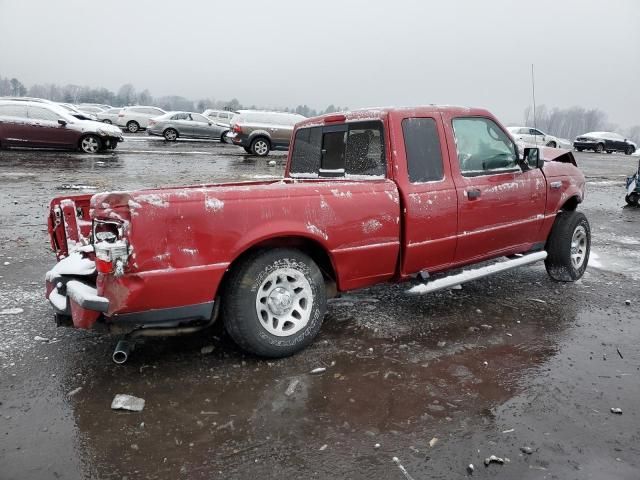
[190,113,209,123]
[28,106,60,121]
[290,121,385,178]
[402,117,444,183]
[172,113,189,120]
[452,117,518,176]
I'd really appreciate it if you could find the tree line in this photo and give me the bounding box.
[0,75,346,117]
[523,104,640,144]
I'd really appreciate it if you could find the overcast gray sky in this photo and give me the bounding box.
[1,0,638,126]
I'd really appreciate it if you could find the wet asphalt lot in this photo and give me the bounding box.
[1,135,639,479]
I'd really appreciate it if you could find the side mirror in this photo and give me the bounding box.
[58,119,67,126]
[523,147,543,169]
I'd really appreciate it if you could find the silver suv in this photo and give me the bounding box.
[227,110,305,156]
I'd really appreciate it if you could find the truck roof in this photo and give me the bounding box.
[296,105,492,128]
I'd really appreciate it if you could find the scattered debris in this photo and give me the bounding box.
[475,309,482,314]
[520,446,533,455]
[392,457,416,480]
[467,463,474,474]
[285,379,300,397]
[617,348,624,359]
[267,160,277,167]
[0,308,24,315]
[506,333,513,337]
[319,444,328,451]
[130,443,139,450]
[374,443,381,449]
[528,298,547,304]
[610,407,623,414]
[111,394,145,412]
[429,437,438,447]
[480,324,492,330]
[484,455,505,466]
[502,428,515,434]
[310,367,326,374]
[437,341,446,347]
[67,387,83,398]
[200,345,215,355]
[34,335,49,342]
[624,299,631,306]
[451,284,462,290]
[482,361,488,366]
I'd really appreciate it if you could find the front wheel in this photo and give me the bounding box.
[102,119,112,124]
[625,146,635,155]
[222,248,326,357]
[220,131,229,143]
[545,211,591,281]
[576,147,584,152]
[250,137,270,156]
[626,193,640,206]
[595,143,604,153]
[79,135,102,154]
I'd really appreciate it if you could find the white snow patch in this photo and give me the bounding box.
[0,308,24,315]
[306,223,328,240]
[362,219,383,234]
[205,197,224,212]
[136,194,169,208]
[46,252,95,281]
[182,248,198,256]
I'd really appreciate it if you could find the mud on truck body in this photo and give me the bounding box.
[45,106,590,362]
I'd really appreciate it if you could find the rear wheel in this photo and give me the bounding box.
[222,248,326,357]
[626,193,639,206]
[250,137,270,156]
[102,119,112,124]
[220,130,229,143]
[163,128,178,141]
[545,211,591,281]
[79,135,102,154]
[576,147,584,152]
[606,150,613,154]
[625,146,635,155]
[126,121,140,133]
[595,143,604,153]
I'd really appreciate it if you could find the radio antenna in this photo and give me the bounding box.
[531,63,537,146]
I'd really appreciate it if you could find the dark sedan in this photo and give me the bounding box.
[574,131,636,155]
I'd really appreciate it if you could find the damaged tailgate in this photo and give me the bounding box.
[48,194,93,259]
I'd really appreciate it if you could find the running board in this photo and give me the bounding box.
[408,251,548,295]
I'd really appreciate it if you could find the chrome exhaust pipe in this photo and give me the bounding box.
[112,339,131,365]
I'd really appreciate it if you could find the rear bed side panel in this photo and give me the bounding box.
[48,194,93,258]
[92,180,401,315]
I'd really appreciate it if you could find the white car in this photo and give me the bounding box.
[116,106,166,133]
[507,126,561,148]
[202,109,237,128]
[96,107,122,125]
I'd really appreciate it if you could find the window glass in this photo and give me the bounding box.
[0,104,28,118]
[28,106,60,121]
[290,121,385,178]
[190,113,209,123]
[290,127,322,175]
[172,113,189,120]
[452,117,518,175]
[530,129,543,136]
[219,113,229,119]
[402,117,444,182]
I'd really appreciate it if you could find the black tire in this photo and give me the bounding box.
[576,147,584,152]
[606,150,613,154]
[626,193,640,206]
[595,143,604,153]
[102,119,112,124]
[625,146,635,155]
[163,128,178,142]
[243,146,252,154]
[126,121,140,133]
[250,137,271,156]
[79,135,102,154]
[547,141,557,148]
[220,131,229,143]
[222,248,326,358]
[545,211,591,282]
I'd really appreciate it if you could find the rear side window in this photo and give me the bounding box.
[0,104,28,118]
[402,118,444,183]
[290,121,385,178]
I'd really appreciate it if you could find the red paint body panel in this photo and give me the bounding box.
[45,106,586,330]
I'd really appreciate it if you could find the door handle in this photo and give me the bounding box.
[466,189,481,200]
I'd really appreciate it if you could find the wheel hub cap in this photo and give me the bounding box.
[570,226,587,269]
[255,267,312,337]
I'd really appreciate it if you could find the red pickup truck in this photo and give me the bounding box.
[45,106,590,362]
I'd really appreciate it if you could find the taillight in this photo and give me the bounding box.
[232,124,242,134]
[95,240,129,276]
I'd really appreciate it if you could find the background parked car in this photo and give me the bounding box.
[78,103,112,110]
[574,131,636,154]
[507,126,560,147]
[227,110,305,156]
[147,111,227,142]
[202,109,237,128]
[76,105,106,116]
[57,103,98,121]
[117,106,166,133]
[96,107,122,125]
[0,100,123,153]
